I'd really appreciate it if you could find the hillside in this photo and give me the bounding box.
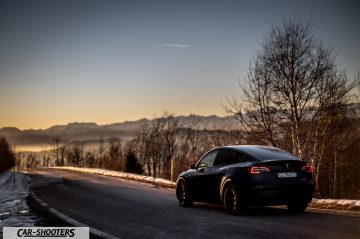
[0,115,238,149]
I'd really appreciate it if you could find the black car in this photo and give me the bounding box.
[176,145,314,215]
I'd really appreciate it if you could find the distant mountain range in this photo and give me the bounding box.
[0,115,239,148]
[3,102,359,151]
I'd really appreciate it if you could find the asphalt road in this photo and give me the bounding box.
[28,168,360,239]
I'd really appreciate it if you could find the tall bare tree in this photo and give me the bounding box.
[40,146,51,167]
[224,16,355,196]
[225,17,354,158]
[134,112,179,179]
[26,153,38,169]
[52,136,67,166]
[159,112,179,180]
[15,152,24,171]
[135,124,152,175]
[107,137,123,170]
[66,141,84,167]
[84,150,96,168]
[174,120,201,179]
[98,136,104,168]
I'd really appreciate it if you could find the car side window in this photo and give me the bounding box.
[198,150,218,168]
[213,149,251,166]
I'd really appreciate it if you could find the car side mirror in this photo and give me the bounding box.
[189,163,196,169]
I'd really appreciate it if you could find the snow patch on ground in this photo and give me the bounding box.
[0,171,39,235]
[310,198,360,211]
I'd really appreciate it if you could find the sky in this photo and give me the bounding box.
[0,0,359,129]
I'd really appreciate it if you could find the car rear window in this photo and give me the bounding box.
[213,149,249,166]
[240,146,300,161]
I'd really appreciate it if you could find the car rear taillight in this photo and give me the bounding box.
[250,166,270,174]
[302,165,313,173]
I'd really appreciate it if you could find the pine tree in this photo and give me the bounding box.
[125,150,143,174]
[0,137,16,173]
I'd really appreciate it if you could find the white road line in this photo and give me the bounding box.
[31,192,120,239]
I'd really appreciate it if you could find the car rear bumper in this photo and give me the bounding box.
[248,183,314,206]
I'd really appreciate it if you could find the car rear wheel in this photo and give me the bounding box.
[287,200,308,213]
[176,179,193,207]
[223,183,244,215]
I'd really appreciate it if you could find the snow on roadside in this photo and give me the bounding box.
[51,166,176,188]
[311,198,360,211]
[0,171,39,233]
[51,166,360,211]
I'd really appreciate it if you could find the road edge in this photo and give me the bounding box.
[27,167,360,227]
[51,166,176,189]
[54,166,360,213]
[28,190,120,239]
[306,207,360,217]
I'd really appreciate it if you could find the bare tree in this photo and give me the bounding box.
[159,112,178,180]
[134,112,179,179]
[52,137,67,166]
[26,153,38,169]
[148,118,164,178]
[135,124,152,175]
[40,146,51,167]
[225,17,354,158]
[135,117,162,177]
[209,129,243,148]
[174,118,202,178]
[98,136,105,168]
[106,137,123,170]
[356,70,360,100]
[15,152,24,171]
[224,16,355,197]
[84,151,96,168]
[66,141,84,167]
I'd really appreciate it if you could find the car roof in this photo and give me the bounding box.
[221,145,301,161]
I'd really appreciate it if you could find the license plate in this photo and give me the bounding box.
[277,172,297,178]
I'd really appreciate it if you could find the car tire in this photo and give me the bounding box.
[287,200,308,213]
[176,179,193,207]
[223,183,245,215]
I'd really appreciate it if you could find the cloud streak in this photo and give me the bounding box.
[161,43,189,48]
